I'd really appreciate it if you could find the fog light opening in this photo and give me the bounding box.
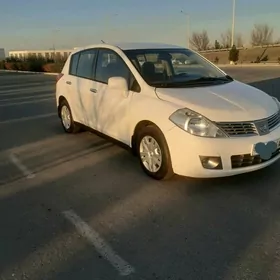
[200,156,223,170]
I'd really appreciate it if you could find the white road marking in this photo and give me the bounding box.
[63,210,135,276]
[0,113,56,125]
[9,153,35,179]
[0,80,53,88]
[0,93,52,102]
[0,86,53,95]
[0,82,42,89]
[0,97,54,107]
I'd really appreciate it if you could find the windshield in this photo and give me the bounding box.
[123,48,232,88]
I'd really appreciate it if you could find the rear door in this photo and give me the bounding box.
[61,52,86,124]
[74,48,98,128]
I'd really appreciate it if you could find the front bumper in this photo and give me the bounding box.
[165,125,280,178]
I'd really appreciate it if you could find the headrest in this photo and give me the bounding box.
[142,61,155,72]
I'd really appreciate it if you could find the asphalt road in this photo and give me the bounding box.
[1,67,280,280]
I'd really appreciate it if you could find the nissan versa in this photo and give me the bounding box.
[55,42,280,180]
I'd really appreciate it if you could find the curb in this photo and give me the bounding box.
[218,64,280,67]
[0,69,58,75]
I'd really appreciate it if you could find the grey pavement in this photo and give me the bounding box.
[1,69,280,280]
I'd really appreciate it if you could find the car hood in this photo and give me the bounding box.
[155,80,278,122]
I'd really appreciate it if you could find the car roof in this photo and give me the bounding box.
[73,42,184,53]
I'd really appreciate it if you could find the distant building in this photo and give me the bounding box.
[8,48,75,60]
[0,48,5,60]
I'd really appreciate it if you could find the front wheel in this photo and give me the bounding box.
[136,125,174,180]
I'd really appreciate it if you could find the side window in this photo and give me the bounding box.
[76,49,97,79]
[69,52,80,76]
[95,49,140,92]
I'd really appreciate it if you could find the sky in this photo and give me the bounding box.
[0,0,280,53]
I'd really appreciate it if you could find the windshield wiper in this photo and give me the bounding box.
[190,76,232,82]
[151,76,232,88]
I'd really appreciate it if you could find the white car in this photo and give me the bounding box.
[55,42,280,180]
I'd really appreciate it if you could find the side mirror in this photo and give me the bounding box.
[108,77,129,97]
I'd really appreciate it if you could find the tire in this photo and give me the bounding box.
[59,100,80,133]
[136,125,174,180]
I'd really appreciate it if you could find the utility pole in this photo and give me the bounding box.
[181,10,190,49]
[231,0,236,47]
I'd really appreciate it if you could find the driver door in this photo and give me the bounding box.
[93,48,140,144]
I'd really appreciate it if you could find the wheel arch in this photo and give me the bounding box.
[131,120,163,154]
[57,96,68,117]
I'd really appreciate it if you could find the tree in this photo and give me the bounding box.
[236,34,243,48]
[229,45,239,63]
[221,29,243,48]
[221,29,231,48]
[214,40,220,49]
[189,30,210,51]
[251,24,273,46]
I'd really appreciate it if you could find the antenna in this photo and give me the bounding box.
[101,40,105,43]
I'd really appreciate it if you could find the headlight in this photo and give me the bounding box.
[169,108,227,138]
[272,97,280,110]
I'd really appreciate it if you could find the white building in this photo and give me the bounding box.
[8,48,75,60]
[0,48,5,60]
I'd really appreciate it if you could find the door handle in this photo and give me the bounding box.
[66,81,72,85]
[90,88,97,93]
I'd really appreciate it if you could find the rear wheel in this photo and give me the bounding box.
[136,125,174,180]
[59,100,80,133]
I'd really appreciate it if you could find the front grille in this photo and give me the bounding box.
[216,111,280,137]
[216,122,257,136]
[231,149,280,168]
